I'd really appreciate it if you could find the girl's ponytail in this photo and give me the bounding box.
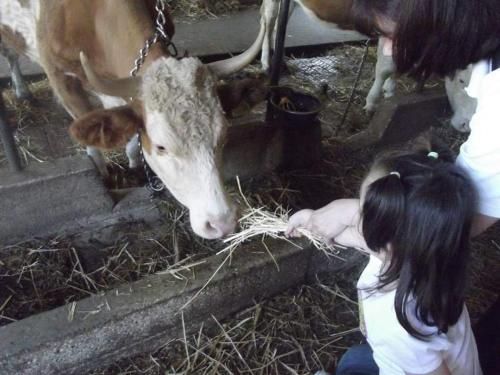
[362,172,405,252]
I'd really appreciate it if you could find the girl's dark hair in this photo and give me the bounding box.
[351,0,500,79]
[362,146,477,339]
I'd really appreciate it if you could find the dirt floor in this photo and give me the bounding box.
[1,39,499,374]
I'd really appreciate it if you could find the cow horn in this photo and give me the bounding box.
[207,21,266,77]
[79,52,141,98]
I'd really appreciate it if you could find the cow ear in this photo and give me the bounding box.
[69,105,143,149]
[217,77,269,116]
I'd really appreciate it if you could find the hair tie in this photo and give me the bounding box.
[390,171,401,178]
[427,151,439,160]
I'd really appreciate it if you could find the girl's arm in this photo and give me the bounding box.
[406,361,451,375]
[286,199,361,240]
[334,225,370,253]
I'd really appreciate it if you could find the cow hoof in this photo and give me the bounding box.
[128,160,140,169]
[92,162,109,178]
[364,102,376,114]
[99,167,110,179]
[383,90,395,98]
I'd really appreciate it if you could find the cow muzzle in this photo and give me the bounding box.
[190,204,238,240]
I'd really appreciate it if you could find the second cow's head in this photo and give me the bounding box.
[70,25,267,240]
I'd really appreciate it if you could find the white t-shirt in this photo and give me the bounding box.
[357,256,482,375]
[456,60,500,217]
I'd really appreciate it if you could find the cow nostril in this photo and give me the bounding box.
[204,221,220,235]
[204,219,235,238]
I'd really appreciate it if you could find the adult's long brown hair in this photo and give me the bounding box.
[351,0,500,80]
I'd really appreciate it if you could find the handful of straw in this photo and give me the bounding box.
[219,178,342,258]
[219,205,340,258]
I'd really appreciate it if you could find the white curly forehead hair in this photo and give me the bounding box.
[140,57,226,153]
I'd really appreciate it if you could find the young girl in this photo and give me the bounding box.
[287,148,482,375]
[350,2,500,371]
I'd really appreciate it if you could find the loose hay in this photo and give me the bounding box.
[221,205,339,258]
[91,275,364,375]
[169,0,259,20]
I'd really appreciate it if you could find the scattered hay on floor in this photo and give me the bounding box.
[0,201,208,327]
[91,274,364,375]
[0,79,74,168]
[170,0,258,20]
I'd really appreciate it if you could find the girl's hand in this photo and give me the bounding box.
[285,209,314,237]
[286,199,361,240]
[307,199,361,239]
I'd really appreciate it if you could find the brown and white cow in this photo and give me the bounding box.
[259,0,476,131]
[0,0,267,239]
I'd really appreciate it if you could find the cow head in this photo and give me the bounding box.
[70,23,266,239]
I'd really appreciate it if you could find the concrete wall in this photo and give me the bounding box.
[0,238,364,374]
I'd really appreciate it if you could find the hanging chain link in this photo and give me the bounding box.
[131,0,178,194]
[130,0,178,77]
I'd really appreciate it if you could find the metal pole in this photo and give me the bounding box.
[0,93,23,171]
[266,0,291,121]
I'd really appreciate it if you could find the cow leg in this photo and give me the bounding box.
[364,38,396,113]
[260,0,295,72]
[260,0,280,72]
[42,62,109,176]
[382,75,396,98]
[125,135,140,169]
[86,146,108,176]
[0,42,31,100]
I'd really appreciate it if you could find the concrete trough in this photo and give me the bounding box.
[346,88,450,149]
[0,155,163,246]
[0,238,364,374]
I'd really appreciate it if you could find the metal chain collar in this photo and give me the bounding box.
[131,0,178,194]
[130,0,178,77]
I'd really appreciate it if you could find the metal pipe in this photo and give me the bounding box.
[0,93,23,171]
[266,0,291,121]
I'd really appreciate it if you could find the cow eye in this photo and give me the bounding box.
[156,145,167,153]
[459,79,465,84]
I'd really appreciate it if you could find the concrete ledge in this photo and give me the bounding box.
[0,238,362,374]
[0,156,113,244]
[223,118,322,180]
[0,155,163,246]
[346,89,450,149]
[223,120,284,180]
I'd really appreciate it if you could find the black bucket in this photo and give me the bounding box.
[269,87,322,128]
[268,87,322,169]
